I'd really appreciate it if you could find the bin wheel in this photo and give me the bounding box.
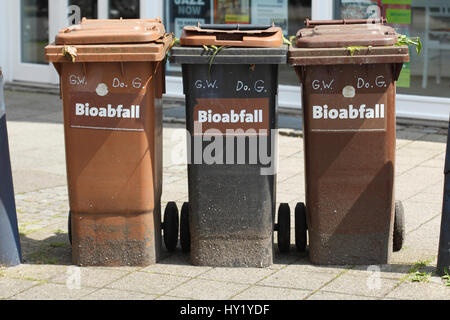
[180,202,191,253]
[163,202,179,252]
[393,200,405,252]
[68,211,72,246]
[277,203,291,253]
[295,203,307,252]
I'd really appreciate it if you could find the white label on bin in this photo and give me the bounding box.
[342,86,356,98]
[69,92,146,131]
[312,104,384,121]
[96,83,109,97]
[308,96,388,133]
[193,98,270,136]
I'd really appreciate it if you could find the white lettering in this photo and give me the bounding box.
[74,102,141,119]
[197,109,264,124]
[311,104,385,120]
[75,103,85,116]
[313,105,323,119]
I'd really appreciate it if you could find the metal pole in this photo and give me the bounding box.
[0,68,21,266]
[437,120,450,276]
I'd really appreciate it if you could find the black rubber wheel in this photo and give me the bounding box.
[393,200,405,252]
[277,203,291,253]
[68,211,72,246]
[295,203,307,252]
[180,202,191,253]
[163,202,179,252]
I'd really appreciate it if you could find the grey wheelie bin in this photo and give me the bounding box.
[169,24,289,267]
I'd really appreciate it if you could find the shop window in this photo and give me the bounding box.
[109,0,140,19]
[165,0,312,84]
[21,0,49,65]
[335,0,450,98]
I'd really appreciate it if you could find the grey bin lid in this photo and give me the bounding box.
[169,45,288,65]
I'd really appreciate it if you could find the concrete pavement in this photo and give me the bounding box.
[0,90,449,300]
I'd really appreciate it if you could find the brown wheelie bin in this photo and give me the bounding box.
[45,18,174,266]
[288,19,409,265]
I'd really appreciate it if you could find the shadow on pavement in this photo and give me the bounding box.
[19,232,72,266]
[17,232,440,281]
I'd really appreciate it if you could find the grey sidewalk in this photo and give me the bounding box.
[0,90,449,300]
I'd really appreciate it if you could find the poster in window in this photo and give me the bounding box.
[214,0,250,24]
[166,0,214,39]
[339,0,381,19]
[251,0,288,35]
[165,0,214,71]
[382,0,412,88]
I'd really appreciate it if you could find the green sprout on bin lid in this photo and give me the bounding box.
[202,45,228,78]
[345,34,421,56]
[282,35,291,46]
[395,34,422,55]
[282,35,296,46]
[346,46,369,56]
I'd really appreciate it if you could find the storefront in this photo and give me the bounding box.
[0,0,448,121]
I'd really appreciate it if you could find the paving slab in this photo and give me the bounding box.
[198,267,276,285]
[81,288,157,300]
[232,285,311,300]
[10,283,96,300]
[106,272,190,296]
[385,281,450,300]
[307,291,376,300]
[141,254,212,278]
[1,264,67,282]
[165,278,249,300]
[319,272,400,298]
[50,267,131,289]
[258,267,341,291]
[0,277,39,299]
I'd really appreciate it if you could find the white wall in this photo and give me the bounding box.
[140,0,163,20]
[311,0,334,20]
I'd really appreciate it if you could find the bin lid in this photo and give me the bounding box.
[179,23,283,48]
[289,19,410,66]
[55,18,166,45]
[45,18,173,63]
[296,20,397,48]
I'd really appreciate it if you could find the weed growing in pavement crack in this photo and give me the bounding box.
[442,268,450,286]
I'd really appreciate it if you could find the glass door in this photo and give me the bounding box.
[20,0,48,66]
[13,0,68,84]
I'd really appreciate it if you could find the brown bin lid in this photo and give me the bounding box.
[289,19,410,66]
[46,18,173,63]
[55,18,166,45]
[296,22,397,48]
[180,24,283,48]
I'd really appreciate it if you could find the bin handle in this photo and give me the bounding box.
[305,18,386,28]
[198,23,273,31]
